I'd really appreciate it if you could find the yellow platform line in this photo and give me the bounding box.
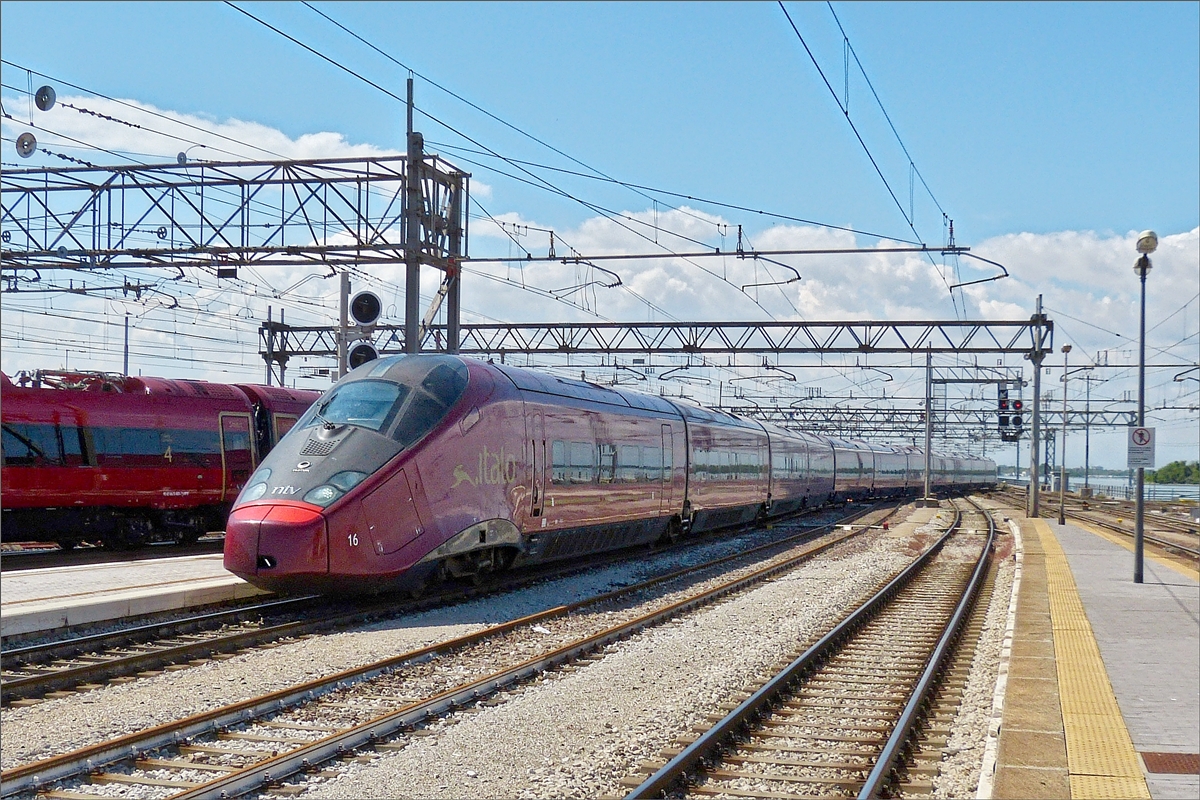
[1034,519,1151,800]
[1069,517,1199,582]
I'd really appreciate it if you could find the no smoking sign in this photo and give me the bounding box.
[1128,426,1156,469]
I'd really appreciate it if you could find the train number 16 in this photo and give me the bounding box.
[347,533,359,546]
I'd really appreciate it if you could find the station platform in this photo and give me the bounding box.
[986,509,1199,799]
[0,554,268,639]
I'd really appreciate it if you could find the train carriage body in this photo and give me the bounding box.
[220,354,997,595]
[0,371,317,548]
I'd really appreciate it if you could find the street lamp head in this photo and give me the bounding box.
[1062,344,1071,354]
[1135,230,1158,255]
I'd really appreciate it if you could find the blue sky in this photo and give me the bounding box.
[3,1,1197,242]
[1,1,1197,470]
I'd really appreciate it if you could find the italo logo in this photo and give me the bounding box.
[452,444,520,488]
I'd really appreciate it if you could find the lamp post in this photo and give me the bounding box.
[1058,344,1071,524]
[1133,230,1157,583]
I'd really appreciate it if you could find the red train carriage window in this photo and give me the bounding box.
[2,422,61,466]
[90,426,220,468]
[220,415,254,499]
[273,414,299,441]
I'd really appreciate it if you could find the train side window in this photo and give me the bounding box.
[618,444,639,482]
[274,414,299,440]
[569,441,595,484]
[642,446,661,482]
[169,429,222,467]
[60,426,84,466]
[2,422,61,466]
[597,443,617,484]
[551,440,568,485]
[393,392,446,448]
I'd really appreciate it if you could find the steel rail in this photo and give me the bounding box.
[857,499,996,798]
[1,502,892,705]
[624,508,967,799]
[0,502,902,797]
[999,488,1200,558]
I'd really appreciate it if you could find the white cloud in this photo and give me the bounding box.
[2,99,1195,469]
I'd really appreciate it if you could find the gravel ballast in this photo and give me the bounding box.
[0,505,881,770]
[300,510,953,799]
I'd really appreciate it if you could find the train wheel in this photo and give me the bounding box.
[174,529,203,546]
[106,517,150,550]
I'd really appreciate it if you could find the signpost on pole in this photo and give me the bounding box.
[1128,425,1155,582]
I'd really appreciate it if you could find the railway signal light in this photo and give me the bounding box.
[348,342,378,368]
[347,291,382,369]
[350,291,382,330]
[1011,398,1024,429]
[998,386,1010,430]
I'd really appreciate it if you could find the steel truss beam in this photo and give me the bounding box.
[0,155,467,274]
[258,317,1053,360]
[718,404,1135,438]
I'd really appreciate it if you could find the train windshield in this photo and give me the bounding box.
[302,381,408,433]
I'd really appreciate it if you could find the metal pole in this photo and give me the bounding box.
[265,306,273,386]
[447,173,463,354]
[1084,375,1092,494]
[1059,345,1070,524]
[338,271,349,378]
[404,76,422,355]
[1135,261,1148,582]
[923,348,933,501]
[1029,295,1045,518]
[279,308,286,388]
[123,314,129,376]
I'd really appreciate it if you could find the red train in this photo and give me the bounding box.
[224,355,995,595]
[1,371,319,549]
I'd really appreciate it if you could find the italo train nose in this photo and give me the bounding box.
[224,502,329,583]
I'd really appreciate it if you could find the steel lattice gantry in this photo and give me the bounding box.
[717,404,1135,439]
[0,154,468,276]
[259,317,1053,359]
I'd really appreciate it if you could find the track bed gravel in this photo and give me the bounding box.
[295,508,959,799]
[0,506,857,770]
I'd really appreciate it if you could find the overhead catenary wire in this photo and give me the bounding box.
[223,1,784,320]
[775,1,962,311]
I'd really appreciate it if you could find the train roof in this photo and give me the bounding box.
[490,361,682,416]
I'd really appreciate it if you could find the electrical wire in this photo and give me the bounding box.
[775,1,959,306]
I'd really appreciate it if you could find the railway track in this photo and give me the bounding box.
[0,502,898,707]
[0,501,926,799]
[0,537,225,573]
[621,498,995,799]
[996,487,1199,560]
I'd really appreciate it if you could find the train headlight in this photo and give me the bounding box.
[329,471,368,491]
[248,467,272,485]
[303,484,343,507]
[241,482,268,503]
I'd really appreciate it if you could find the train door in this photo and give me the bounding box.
[659,423,674,514]
[530,411,546,519]
[219,413,254,502]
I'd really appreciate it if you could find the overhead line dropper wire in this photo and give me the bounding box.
[824,1,946,217]
[776,2,957,302]
[224,1,781,320]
